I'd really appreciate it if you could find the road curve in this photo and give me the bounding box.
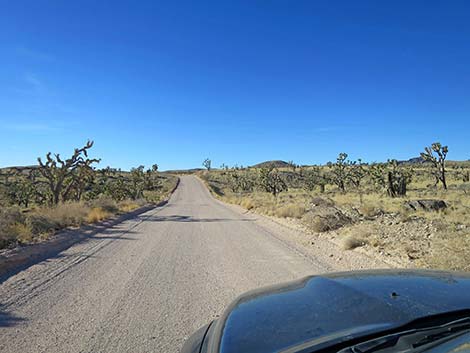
[0,175,324,353]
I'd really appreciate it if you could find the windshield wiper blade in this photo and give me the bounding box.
[338,317,470,353]
[411,318,470,348]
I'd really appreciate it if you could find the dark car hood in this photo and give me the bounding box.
[201,270,470,353]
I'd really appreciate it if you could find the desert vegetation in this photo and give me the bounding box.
[199,142,470,271]
[0,141,178,249]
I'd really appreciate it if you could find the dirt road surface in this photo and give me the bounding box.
[0,175,351,353]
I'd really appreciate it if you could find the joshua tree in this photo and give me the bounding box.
[303,167,327,193]
[368,160,412,197]
[347,159,366,189]
[228,171,254,193]
[145,166,161,191]
[420,142,448,190]
[386,160,412,197]
[258,166,287,196]
[64,163,96,201]
[129,165,146,199]
[7,172,37,208]
[368,163,387,192]
[327,153,349,192]
[203,158,212,171]
[461,169,470,183]
[106,176,131,201]
[37,140,100,204]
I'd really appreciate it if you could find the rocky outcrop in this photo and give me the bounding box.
[405,199,447,212]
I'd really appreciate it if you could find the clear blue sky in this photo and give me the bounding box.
[1,1,469,170]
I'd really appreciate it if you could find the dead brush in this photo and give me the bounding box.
[33,202,90,229]
[275,204,306,218]
[86,207,112,223]
[342,235,367,250]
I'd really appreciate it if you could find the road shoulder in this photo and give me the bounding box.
[212,197,393,272]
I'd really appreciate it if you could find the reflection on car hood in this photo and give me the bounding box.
[208,270,470,353]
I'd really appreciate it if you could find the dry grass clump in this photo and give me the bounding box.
[118,200,141,213]
[302,212,349,233]
[331,193,403,214]
[342,235,367,250]
[0,199,144,249]
[1,203,91,247]
[275,204,306,218]
[8,223,34,243]
[90,196,118,213]
[86,207,112,223]
[302,204,351,233]
[359,204,382,219]
[425,231,470,271]
[240,198,255,210]
[36,202,90,229]
[0,207,25,248]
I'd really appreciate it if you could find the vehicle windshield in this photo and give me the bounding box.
[1,2,469,353]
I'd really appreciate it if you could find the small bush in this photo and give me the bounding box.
[302,207,351,232]
[86,207,111,223]
[35,202,90,229]
[26,214,57,235]
[342,235,367,250]
[91,196,118,213]
[359,204,382,218]
[9,223,34,244]
[118,200,140,213]
[240,198,255,210]
[275,204,306,218]
[0,207,25,248]
[303,214,333,232]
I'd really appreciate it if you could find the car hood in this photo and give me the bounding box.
[202,269,470,353]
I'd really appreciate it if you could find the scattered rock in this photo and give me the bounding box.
[405,199,447,212]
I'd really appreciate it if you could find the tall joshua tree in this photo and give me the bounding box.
[203,158,212,171]
[37,140,100,204]
[421,142,448,190]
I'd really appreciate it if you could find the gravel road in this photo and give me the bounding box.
[0,175,330,353]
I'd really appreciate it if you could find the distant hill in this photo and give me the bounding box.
[251,160,290,168]
[0,165,38,175]
[398,156,427,165]
[164,168,204,174]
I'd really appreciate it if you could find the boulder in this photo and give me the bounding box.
[405,199,447,212]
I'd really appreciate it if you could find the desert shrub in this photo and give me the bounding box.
[302,214,332,232]
[91,196,119,213]
[86,207,111,223]
[275,204,306,218]
[359,204,382,218]
[35,202,90,229]
[258,166,288,196]
[240,198,255,210]
[9,223,34,244]
[342,235,367,250]
[26,214,57,235]
[302,207,351,232]
[143,190,163,203]
[0,207,25,248]
[118,200,141,213]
